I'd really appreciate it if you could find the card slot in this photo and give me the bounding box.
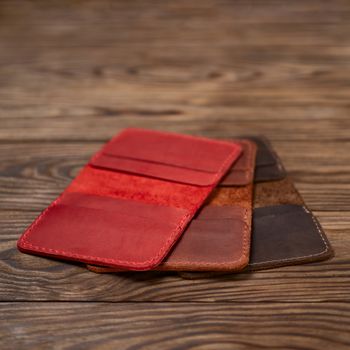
[195,205,247,221]
[161,216,247,269]
[88,128,242,187]
[19,202,189,270]
[90,153,219,186]
[99,153,216,174]
[102,128,241,174]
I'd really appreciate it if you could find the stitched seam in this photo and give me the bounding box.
[250,206,329,266]
[19,138,240,268]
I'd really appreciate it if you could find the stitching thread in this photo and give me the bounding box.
[249,206,329,266]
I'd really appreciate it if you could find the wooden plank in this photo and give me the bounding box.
[1,0,350,26]
[1,1,350,47]
[1,302,350,350]
[0,112,350,142]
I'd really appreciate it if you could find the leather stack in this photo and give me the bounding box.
[17,129,333,276]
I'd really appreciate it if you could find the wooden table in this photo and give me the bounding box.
[1,1,349,349]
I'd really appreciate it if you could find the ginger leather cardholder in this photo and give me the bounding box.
[87,139,256,273]
[17,128,242,270]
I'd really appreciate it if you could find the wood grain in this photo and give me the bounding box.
[0,0,349,349]
[1,302,350,350]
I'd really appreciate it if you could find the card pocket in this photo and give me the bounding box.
[90,128,241,186]
[18,193,189,270]
[159,216,249,271]
[249,205,332,269]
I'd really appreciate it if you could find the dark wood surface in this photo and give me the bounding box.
[1,1,350,349]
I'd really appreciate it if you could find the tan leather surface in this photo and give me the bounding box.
[87,139,257,273]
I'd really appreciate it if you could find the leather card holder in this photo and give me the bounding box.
[87,139,257,273]
[17,128,242,271]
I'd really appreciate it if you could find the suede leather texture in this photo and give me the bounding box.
[17,128,242,271]
[87,139,257,273]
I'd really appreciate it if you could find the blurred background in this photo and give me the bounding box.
[2,0,349,210]
[1,1,349,140]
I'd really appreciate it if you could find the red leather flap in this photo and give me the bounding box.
[18,193,189,270]
[90,128,241,186]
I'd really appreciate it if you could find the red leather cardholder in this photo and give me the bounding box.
[17,128,242,270]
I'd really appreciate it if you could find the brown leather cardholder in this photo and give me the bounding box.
[87,139,257,273]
